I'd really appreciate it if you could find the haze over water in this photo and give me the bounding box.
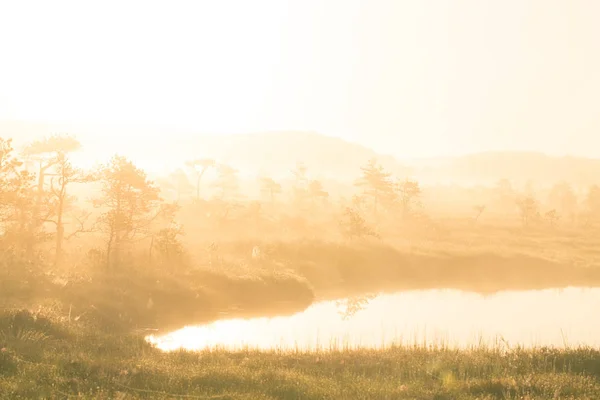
[148,287,600,352]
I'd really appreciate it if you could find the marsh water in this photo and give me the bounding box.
[147,287,600,352]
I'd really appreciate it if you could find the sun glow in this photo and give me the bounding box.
[4,1,600,159]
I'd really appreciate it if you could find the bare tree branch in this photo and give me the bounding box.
[65,212,96,240]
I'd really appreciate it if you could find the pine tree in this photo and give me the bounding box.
[354,158,394,215]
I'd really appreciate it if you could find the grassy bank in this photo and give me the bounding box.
[4,234,600,398]
[1,309,600,399]
[221,238,600,299]
[4,237,600,334]
[0,256,316,334]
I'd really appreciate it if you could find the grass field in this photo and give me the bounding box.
[2,309,600,399]
[3,226,600,399]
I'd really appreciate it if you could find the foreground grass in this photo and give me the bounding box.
[2,310,600,399]
[4,231,600,399]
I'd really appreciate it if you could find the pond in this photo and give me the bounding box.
[146,287,600,352]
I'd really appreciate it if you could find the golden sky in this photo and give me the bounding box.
[1,0,599,158]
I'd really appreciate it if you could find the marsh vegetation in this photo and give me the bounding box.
[2,131,600,398]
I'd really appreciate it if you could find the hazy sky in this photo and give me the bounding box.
[1,0,599,158]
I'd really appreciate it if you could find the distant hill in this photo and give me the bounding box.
[175,131,411,181]
[412,151,600,189]
[4,119,600,189]
[0,120,411,182]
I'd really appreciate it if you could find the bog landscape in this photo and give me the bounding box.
[3,126,600,399]
[2,1,600,399]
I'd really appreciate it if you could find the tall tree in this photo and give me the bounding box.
[354,158,394,215]
[185,158,215,201]
[21,134,82,256]
[212,164,240,201]
[0,138,34,243]
[94,155,164,270]
[44,153,95,266]
[259,177,282,204]
[395,178,422,218]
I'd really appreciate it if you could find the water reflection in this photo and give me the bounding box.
[147,287,600,352]
[335,294,377,320]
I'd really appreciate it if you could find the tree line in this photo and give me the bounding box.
[0,134,426,269]
[4,133,600,273]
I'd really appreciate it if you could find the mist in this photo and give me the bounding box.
[2,1,600,398]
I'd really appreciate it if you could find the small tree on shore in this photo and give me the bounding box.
[94,155,164,270]
[354,159,394,216]
[338,207,380,241]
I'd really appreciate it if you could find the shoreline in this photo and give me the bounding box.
[2,308,600,399]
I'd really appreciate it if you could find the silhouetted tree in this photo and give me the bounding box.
[94,155,164,270]
[185,158,215,201]
[44,153,95,266]
[21,134,82,256]
[212,164,240,201]
[516,195,540,227]
[338,207,379,240]
[354,159,394,216]
[394,178,421,218]
[259,177,282,204]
